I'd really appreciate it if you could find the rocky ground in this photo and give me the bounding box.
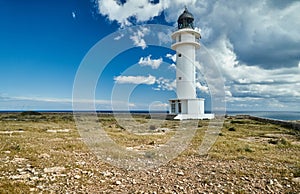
[1,152,300,193]
[0,112,299,193]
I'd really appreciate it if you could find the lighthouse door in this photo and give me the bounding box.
[178,101,182,113]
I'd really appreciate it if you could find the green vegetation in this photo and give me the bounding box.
[228,127,236,131]
[20,111,41,116]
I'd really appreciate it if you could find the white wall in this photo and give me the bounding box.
[174,31,197,99]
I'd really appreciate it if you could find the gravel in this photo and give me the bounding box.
[2,153,299,193]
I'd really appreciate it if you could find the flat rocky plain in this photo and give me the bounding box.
[0,112,299,193]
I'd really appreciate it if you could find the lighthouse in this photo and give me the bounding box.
[169,7,214,120]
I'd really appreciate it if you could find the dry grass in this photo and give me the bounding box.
[0,112,299,193]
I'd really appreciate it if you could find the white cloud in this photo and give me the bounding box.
[113,74,176,92]
[157,31,172,45]
[96,0,199,27]
[138,55,162,69]
[96,0,166,27]
[0,95,136,111]
[130,27,149,49]
[148,102,169,111]
[168,63,176,70]
[114,75,156,85]
[165,53,176,62]
[150,102,169,108]
[165,54,177,70]
[13,96,72,103]
[225,89,232,97]
[196,82,209,93]
[72,11,76,19]
[8,96,129,106]
[155,77,176,91]
[114,33,124,40]
[95,0,300,111]
[96,0,300,68]
[200,1,300,69]
[204,33,300,110]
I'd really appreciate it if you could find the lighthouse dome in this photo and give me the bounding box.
[177,7,194,29]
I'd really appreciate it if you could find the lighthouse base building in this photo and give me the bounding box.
[168,8,214,120]
[169,99,214,120]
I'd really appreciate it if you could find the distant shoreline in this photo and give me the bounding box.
[0,110,299,121]
[227,114,300,131]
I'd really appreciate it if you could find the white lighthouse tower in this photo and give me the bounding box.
[169,7,214,120]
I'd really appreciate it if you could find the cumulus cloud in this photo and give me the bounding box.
[96,0,198,26]
[165,53,176,62]
[165,54,176,70]
[114,74,176,92]
[208,35,300,95]
[96,0,300,110]
[149,102,169,109]
[138,55,162,69]
[157,30,172,45]
[114,75,156,85]
[96,0,300,68]
[196,82,209,93]
[155,77,176,91]
[198,1,300,69]
[96,0,166,27]
[129,26,149,49]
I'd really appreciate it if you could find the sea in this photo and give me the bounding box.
[1,110,299,121]
[226,111,300,121]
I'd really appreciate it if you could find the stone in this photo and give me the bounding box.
[102,171,113,177]
[275,183,283,188]
[46,129,70,133]
[292,177,300,184]
[9,174,30,180]
[132,179,137,184]
[176,171,184,176]
[17,168,24,172]
[268,179,274,185]
[0,131,24,135]
[115,180,122,185]
[12,157,28,163]
[74,175,81,179]
[43,167,65,173]
[30,176,39,181]
[49,176,56,182]
[39,153,50,158]
[46,130,57,133]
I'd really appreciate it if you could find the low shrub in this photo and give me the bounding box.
[228,127,236,131]
[20,111,41,116]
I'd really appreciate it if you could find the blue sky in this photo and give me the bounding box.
[1,0,300,111]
